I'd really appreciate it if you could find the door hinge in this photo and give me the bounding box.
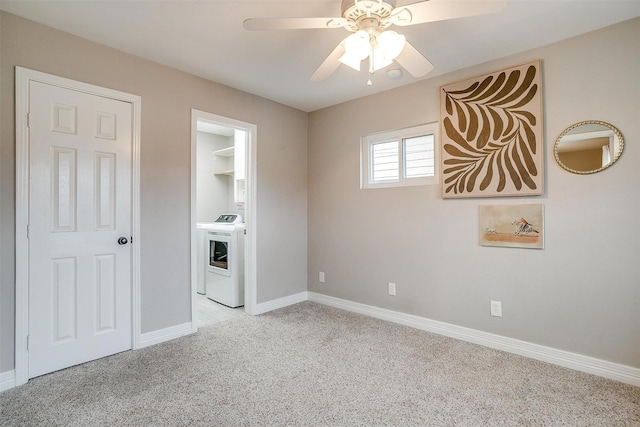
[27,112,31,128]
[27,335,30,351]
[26,224,30,239]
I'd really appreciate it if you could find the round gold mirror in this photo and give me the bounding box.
[554,120,624,174]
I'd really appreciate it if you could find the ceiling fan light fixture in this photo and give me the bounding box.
[339,30,370,71]
[344,30,371,59]
[368,30,404,72]
[370,46,393,71]
[377,30,405,61]
[339,51,363,71]
[340,29,406,74]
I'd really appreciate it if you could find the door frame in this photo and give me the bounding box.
[14,67,142,386]
[190,109,257,328]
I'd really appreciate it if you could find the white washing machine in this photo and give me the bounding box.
[196,222,217,294]
[205,214,245,308]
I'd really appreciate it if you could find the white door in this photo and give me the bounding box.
[28,81,133,378]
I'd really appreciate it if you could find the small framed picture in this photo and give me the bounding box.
[479,204,544,249]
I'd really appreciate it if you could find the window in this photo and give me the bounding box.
[361,122,438,189]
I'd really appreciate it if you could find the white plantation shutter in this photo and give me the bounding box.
[403,135,434,178]
[371,140,399,182]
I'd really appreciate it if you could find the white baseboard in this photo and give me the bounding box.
[307,292,640,388]
[138,322,194,349]
[253,291,308,315]
[0,370,16,392]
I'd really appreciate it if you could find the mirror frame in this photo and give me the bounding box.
[554,120,624,174]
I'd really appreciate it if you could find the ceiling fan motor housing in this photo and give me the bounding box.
[341,0,396,31]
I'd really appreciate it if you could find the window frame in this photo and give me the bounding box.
[360,122,439,189]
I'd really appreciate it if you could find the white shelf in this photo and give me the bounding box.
[212,146,234,157]
[213,146,234,175]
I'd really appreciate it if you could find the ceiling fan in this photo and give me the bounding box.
[244,0,509,84]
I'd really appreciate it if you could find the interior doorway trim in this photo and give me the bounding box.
[190,109,258,329]
[14,67,142,386]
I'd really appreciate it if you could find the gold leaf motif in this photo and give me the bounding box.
[441,61,542,197]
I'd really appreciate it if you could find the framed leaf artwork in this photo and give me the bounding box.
[440,61,543,198]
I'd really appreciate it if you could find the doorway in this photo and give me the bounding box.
[190,110,257,331]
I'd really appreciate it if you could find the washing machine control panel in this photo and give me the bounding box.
[214,214,242,224]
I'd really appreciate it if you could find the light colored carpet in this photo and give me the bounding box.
[1,301,638,426]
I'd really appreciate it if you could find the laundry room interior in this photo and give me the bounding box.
[195,120,248,325]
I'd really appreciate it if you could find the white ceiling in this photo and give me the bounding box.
[2,0,638,112]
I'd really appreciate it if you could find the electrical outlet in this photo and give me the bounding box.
[490,300,502,317]
[318,272,325,283]
[388,282,396,296]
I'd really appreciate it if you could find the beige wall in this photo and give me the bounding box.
[308,18,640,367]
[0,12,308,372]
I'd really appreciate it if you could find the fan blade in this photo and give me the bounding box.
[390,0,509,26]
[310,43,346,82]
[394,41,434,77]
[243,17,349,31]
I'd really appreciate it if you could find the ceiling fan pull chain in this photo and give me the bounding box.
[367,50,374,86]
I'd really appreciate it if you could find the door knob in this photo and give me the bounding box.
[117,237,129,245]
